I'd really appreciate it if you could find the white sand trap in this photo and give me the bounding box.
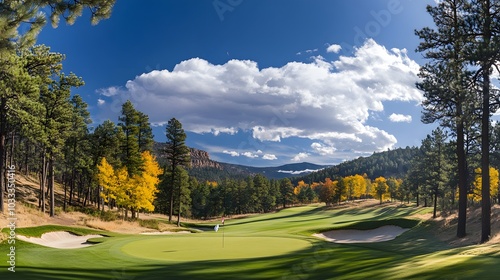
[313,225,409,243]
[17,231,103,249]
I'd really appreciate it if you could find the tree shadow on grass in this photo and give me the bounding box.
[3,237,498,280]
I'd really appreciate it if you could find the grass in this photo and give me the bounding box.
[1,203,499,279]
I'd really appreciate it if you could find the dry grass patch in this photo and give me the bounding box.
[424,204,500,246]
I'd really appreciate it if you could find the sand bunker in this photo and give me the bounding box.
[313,225,409,243]
[17,231,103,249]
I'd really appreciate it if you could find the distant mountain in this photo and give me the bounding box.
[152,142,329,181]
[220,162,331,180]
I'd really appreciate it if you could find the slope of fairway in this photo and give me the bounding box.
[2,202,500,279]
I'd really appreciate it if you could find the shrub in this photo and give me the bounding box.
[138,219,160,230]
[100,210,119,222]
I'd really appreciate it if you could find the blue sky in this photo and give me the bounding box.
[37,0,438,167]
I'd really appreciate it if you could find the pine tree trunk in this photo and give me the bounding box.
[24,140,30,175]
[40,152,47,213]
[63,175,67,212]
[9,131,14,167]
[433,192,438,219]
[0,97,6,212]
[169,164,175,223]
[49,156,55,217]
[177,184,181,227]
[481,69,491,243]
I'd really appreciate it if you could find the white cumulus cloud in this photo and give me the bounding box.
[326,44,342,53]
[97,86,120,97]
[262,154,278,160]
[223,150,239,157]
[311,142,337,156]
[389,113,412,123]
[242,152,259,158]
[96,39,422,156]
[292,152,310,162]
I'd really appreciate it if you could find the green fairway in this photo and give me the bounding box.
[2,203,500,279]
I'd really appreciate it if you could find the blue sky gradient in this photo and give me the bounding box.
[36,0,439,166]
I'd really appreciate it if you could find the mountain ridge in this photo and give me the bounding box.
[152,142,328,180]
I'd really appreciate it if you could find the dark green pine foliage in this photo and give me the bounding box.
[118,100,143,177]
[420,129,452,219]
[137,111,154,152]
[91,120,123,169]
[63,94,93,210]
[0,0,116,50]
[279,178,294,208]
[162,118,190,224]
[0,49,39,212]
[40,71,84,217]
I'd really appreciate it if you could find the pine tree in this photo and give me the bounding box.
[467,0,500,244]
[41,72,83,216]
[163,118,190,223]
[118,100,143,176]
[137,111,154,152]
[63,94,92,210]
[416,0,476,238]
[279,178,294,208]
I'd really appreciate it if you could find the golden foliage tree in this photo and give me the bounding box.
[129,151,162,213]
[471,167,499,202]
[97,152,162,216]
[344,174,367,200]
[373,176,388,204]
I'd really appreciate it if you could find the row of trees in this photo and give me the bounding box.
[404,127,500,219]
[416,0,500,243]
[0,0,117,214]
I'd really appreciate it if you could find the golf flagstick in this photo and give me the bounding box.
[222,217,225,248]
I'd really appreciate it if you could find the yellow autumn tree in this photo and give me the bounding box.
[129,151,162,213]
[294,180,308,195]
[97,152,162,216]
[372,176,388,204]
[344,174,366,200]
[97,158,118,206]
[114,167,132,209]
[471,167,499,202]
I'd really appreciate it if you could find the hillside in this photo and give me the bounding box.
[293,146,419,184]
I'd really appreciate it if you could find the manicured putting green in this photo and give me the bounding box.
[121,235,312,261]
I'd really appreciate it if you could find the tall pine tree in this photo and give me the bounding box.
[162,118,190,224]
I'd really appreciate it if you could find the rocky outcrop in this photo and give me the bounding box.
[153,142,222,169]
[190,148,222,169]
